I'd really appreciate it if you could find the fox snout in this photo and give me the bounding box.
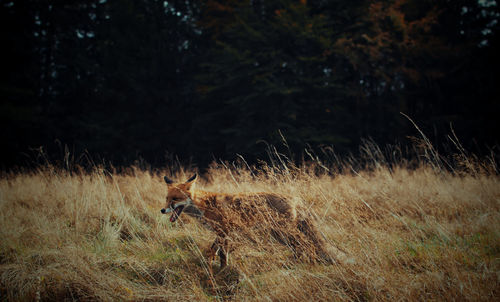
[160,208,172,214]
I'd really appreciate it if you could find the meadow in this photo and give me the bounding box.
[0,143,499,301]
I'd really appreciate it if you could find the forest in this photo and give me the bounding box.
[1,0,499,168]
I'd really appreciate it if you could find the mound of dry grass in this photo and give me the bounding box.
[0,154,499,301]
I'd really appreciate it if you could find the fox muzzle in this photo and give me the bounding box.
[160,198,193,214]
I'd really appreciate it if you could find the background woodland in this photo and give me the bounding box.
[1,0,499,168]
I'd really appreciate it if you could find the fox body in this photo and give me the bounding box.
[161,174,330,270]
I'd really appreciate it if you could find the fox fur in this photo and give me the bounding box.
[160,174,331,270]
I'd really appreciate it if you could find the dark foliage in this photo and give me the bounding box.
[1,0,499,169]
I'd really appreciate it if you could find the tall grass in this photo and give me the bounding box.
[0,142,499,301]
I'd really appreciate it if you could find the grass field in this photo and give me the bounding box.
[0,146,499,301]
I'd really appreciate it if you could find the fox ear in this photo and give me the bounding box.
[185,174,196,190]
[164,176,174,185]
[186,174,197,183]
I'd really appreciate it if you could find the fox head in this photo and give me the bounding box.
[161,174,198,222]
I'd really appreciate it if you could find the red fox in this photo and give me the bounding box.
[160,174,331,271]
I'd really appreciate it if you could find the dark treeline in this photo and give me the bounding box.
[1,0,499,169]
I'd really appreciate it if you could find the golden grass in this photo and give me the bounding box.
[0,157,499,301]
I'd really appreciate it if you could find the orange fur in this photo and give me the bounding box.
[161,175,331,272]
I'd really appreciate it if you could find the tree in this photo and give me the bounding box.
[332,0,500,147]
[0,1,43,167]
[193,0,359,163]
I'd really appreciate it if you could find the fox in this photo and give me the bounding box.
[160,174,332,271]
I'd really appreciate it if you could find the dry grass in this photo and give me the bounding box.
[0,151,499,301]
